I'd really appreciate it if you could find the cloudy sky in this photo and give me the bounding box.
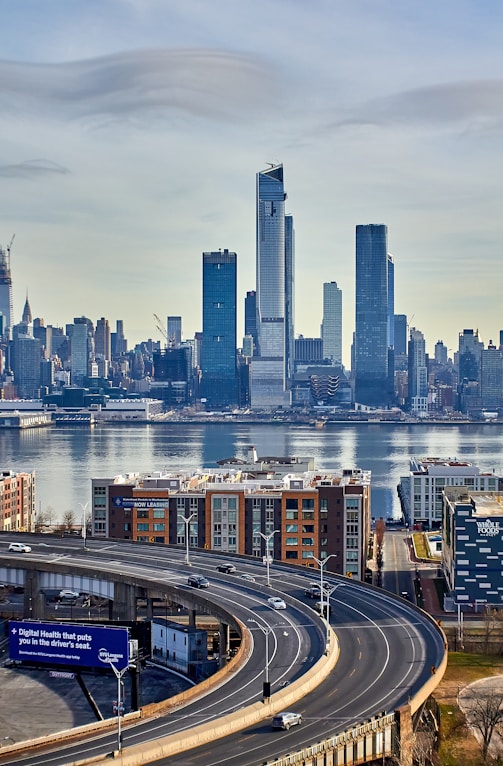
[2,0,503,366]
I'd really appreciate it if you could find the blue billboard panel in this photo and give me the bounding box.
[9,621,129,670]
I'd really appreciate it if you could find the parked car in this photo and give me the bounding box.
[267,596,286,610]
[187,575,210,588]
[271,711,302,730]
[8,542,31,553]
[216,563,236,574]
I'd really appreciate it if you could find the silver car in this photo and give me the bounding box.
[272,711,302,730]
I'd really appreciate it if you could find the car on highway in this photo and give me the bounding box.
[216,563,236,574]
[267,596,286,610]
[239,573,256,582]
[59,589,80,600]
[187,574,210,588]
[8,542,31,553]
[271,711,302,730]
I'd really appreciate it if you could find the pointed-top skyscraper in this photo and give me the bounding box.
[250,163,293,408]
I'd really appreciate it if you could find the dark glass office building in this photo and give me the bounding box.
[354,224,394,407]
[201,249,237,408]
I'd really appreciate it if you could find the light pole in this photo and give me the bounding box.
[179,513,196,566]
[78,502,89,550]
[259,530,279,587]
[311,554,338,645]
[108,661,130,753]
[249,619,273,700]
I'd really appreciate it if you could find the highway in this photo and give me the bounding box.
[0,536,446,766]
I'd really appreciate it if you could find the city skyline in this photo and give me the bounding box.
[2,2,503,366]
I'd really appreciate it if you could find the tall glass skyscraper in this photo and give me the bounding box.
[354,224,394,406]
[250,164,292,408]
[322,281,342,365]
[0,242,13,340]
[201,249,237,408]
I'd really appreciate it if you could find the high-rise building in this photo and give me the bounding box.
[0,469,35,532]
[480,342,502,411]
[284,214,295,382]
[250,164,292,409]
[394,315,407,356]
[321,281,342,364]
[71,317,93,385]
[167,316,182,348]
[244,291,257,346]
[434,340,448,365]
[0,240,13,339]
[354,224,394,407]
[95,317,111,362]
[111,319,127,358]
[201,249,237,408]
[407,327,428,412]
[457,329,483,414]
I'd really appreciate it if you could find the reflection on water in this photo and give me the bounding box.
[2,423,503,522]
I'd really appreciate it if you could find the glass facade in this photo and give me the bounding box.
[354,224,393,406]
[201,249,237,408]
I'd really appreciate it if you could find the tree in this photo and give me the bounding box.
[462,686,503,763]
[34,510,48,533]
[62,510,75,532]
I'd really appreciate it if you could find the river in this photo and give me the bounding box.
[1,422,503,523]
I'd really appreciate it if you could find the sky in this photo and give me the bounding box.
[2,0,503,368]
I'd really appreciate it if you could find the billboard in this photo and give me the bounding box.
[9,621,130,670]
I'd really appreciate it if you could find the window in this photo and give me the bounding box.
[302,551,314,559]
[153,523,165,532]
[286,524,298,533]
[302,538,314,546]
[286,510,298,520]
[286,498,298,510]
[285,551,298,559]
[153,509,165,518]
[137,510,149,519]
[189,498,198,509]
[177,498,185,510]
[345,498,359,509]
[213,498,222,510]
[302,499,314,510]
[302,524,314,532]
[137,523,149,531]
[320,498,328,511]
[285,537,298,546]
[228,497,237,511]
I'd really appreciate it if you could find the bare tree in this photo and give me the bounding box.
[44,505,55,529]
[34,510,48,533]
[375,517,386,548]
[483,607,503,655]
[62,509,75,532]
[463,687,503,763]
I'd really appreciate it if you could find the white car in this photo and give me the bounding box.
[8,542,31,553]
[59,589,80,600]
[240,573,256,582]
[267,596,286,610]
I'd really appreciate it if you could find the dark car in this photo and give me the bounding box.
[216,563,236,574]
[187,575,209,588]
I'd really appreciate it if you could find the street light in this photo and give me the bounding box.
[178,513,196,566]
[259,530,280,587]
[249,619,273,700]
[107,660,131,753]
[311,554,338,645]
[78,502,89,550]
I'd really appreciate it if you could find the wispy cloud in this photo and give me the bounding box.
[0,48,282,125]
[327,80,503,132]
[0,159,70,178]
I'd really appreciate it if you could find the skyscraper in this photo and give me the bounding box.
[95,317,111,362]
[201,249,237,408]
[167,316,182,348]
[0,240,13,340]
[250,164,292,408]
[321,281,342,365]
[71,317,93,385]
[354,224,394,406]
[284,214,295,382]
[408,327,428,412]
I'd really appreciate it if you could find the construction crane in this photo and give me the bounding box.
[153,313,168,347]
[7,234,15,255]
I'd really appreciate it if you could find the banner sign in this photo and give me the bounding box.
[9,621,129,670]
[113,497,168,510]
